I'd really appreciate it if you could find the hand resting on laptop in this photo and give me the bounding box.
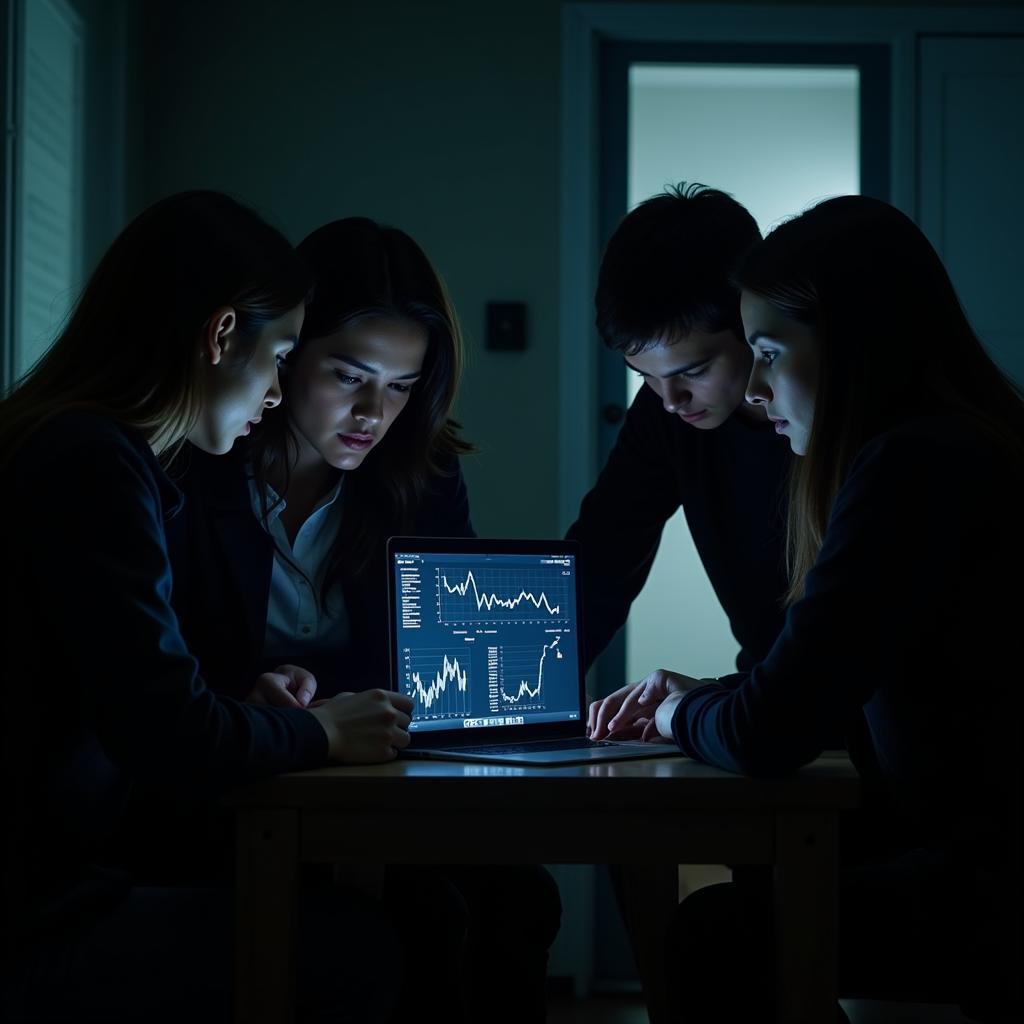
[588,668,707,742]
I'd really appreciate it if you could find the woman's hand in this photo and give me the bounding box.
[587,669,703,741]
[246,664,318,708]
[309,689,414,764]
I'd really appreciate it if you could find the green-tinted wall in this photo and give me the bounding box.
[135,0,563,537]
[130,0,1018,537]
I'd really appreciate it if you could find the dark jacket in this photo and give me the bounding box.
[2,414,326,941]
[672,415,1022,863]
[567,385,793,671]
[165,444,475,698]
[670,415,1024,1009]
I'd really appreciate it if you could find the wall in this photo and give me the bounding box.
[124,0,1020,540]
[134,0,562,538]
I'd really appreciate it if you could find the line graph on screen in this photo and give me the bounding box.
[496,636,565,711]
[436,567,570,625]
[405,648,471,718]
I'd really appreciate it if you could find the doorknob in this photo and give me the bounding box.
[601,403,625,425]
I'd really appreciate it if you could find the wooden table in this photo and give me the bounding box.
[228,754,859,1024]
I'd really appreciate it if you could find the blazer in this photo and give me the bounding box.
[165,444,475,698]
[2,414,326,938]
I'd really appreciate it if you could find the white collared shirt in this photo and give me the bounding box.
[248,475,350,662]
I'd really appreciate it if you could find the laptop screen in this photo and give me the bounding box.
[388,540,583,734]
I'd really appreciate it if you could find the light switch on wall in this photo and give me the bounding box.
[486,301,527,351]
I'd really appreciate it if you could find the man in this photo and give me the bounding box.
[567,181,794,1020]
[570,183,791,706]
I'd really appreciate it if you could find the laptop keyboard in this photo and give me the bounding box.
[452,737,616,754]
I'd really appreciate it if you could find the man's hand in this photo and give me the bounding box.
[246,664,318,708]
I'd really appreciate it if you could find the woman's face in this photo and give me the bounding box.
[624,327,753,430]
[189,303,303,455]
[741,290,819,455]
[284,316,428,471]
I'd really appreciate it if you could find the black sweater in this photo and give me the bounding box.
[2,415,327,940]
[567,385,793,671]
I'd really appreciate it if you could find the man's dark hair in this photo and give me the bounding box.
[595,182,761,354]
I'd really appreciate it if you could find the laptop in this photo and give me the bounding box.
[386,536,683,766]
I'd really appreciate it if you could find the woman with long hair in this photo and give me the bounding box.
[166,216,561,1024]
[589,195,1022,1020]
[1,192,413,1023]
[168,216,476,700]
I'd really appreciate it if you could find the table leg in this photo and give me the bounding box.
[773,810,839,1024]
[235,807,299,1024]
[618,862,680,1024]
